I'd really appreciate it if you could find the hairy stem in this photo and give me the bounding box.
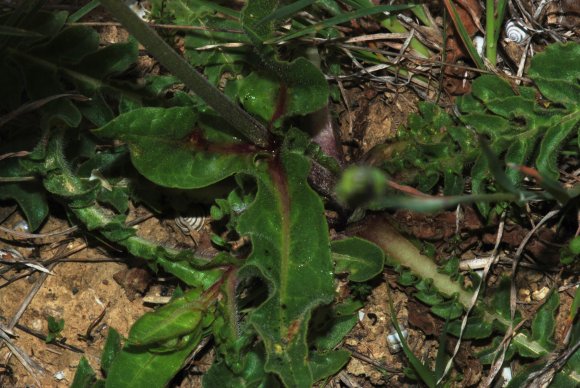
[356,215,473,306]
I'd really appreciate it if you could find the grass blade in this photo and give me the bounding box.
[256,0,316,26]
[268,5,414,43]
[68,0,100,23]
[442,0,485,69]
[387,285,436,388]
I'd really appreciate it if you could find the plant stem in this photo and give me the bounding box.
[356,215,474,307]
[493,0,508,47]
[485,0,496,66]
[98,0,270,148]
[380,16,431,59]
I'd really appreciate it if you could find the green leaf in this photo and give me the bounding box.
[97,187,129,214]
[237,151,335,387]
[256,0,316,26]
[11,10,68,46]
[105,332,202,388]
[514,291,558,357]
[447,313,493,339]
[415,290,444,306]
[46,315,64,343]
[157,0,240,21]
[92,107,256,189]
[269,4,414,43]
[72,206,223,289]
[71,357,99,388]
[101,328,122,376]
[43,170,100,207]
[242,0,329,118]
[477,336,516,365]
[2,14,138,129]
[75,40,138,80]
[0,160,48,231]
[29,26,99,64]
[570,284,580,320]
[180,14,247,85]
[0,25,43,38]
[388,289,436,388]
[237,72,279,122]
[331,237,385,282]
[203,350,276,387]
[378,43,578,213]
[310,349,351,382]
[529,42,580,108]
[480,137,518,193]
[430,299,464,320]
[536,111,580,178]
[310,300,362,351]
[127,288,205,346]
[18,61,82,128]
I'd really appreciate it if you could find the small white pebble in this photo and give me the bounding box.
[387,329,408,354]
[473,35,485,57]
[14,220,29,232]
[501,366,512,386]
[358,310,365,322]
[54,371,66,381]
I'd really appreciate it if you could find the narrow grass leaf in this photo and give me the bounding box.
[387,287,436,388]
[269,5,414,43]
[442,0,485,69]
[256,0,316,26]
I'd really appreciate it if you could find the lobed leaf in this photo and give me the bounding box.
[203,350,275,387]
[372,42,579,216]
[92,107,257,189]
[236,150,335,387]
[529,42,580,108]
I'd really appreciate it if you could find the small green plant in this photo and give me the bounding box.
[45,315,65,344]
[359,42,580,215]
[0,1,389,386]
